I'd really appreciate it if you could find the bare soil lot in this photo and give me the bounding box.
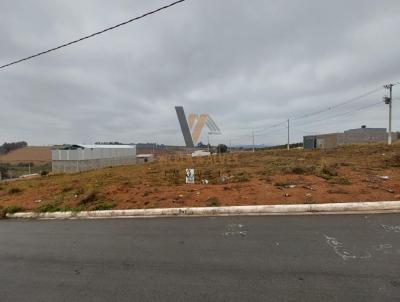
[0,146,51,164]
[0,143,399,214]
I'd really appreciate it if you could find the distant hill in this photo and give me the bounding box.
[0,146,51,164]
[0,141,27,155]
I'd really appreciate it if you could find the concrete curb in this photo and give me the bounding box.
[6,201,400,220]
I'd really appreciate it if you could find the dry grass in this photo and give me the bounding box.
[0,143,400,213]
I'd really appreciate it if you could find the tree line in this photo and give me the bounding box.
[0,141,28,155]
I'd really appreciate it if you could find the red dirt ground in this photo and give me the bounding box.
[0,143,399,212]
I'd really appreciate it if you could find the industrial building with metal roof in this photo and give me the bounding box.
[304,126,399,149]
[51,144,137,173]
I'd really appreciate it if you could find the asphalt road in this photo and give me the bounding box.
[0,214,400,302]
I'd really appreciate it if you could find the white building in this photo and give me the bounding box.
[52,144,136,173]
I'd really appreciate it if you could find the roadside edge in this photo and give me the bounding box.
[5,201,400,220]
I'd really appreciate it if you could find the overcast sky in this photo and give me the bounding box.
[0,0,399,146]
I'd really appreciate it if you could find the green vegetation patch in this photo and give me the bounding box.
[0,205,25,217]
[93,202,116,211]
[385,154,400,167]
[36,201,62,213]
[233,171,250,183]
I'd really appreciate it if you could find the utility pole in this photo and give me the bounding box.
[207,132,210,152]
[287,119,290,150]
[229,139,232,152]
[384,84,394,145]
[252,131,255,153]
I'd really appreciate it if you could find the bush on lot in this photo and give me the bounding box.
[206,197,221,207]
[0,205,25,217]
[8,187,22,194]
[93,202,116,211]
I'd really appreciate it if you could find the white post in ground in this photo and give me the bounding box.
[287,119,290,150]
[252,131,255,152]
[384,84,394,145]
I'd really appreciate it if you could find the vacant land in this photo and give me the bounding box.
[0,146,51,164]
[0,143,399,213]
[0,146,51,179]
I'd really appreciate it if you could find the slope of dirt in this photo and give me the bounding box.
[0,143,399,213]
[0,147,51,164]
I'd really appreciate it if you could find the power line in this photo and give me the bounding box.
[231,86,383,136]
[291,86,383,121]
[200,87,389,145]
[254,124,287,137]
[292,101,383,128]
[205,82,393,144]
[253,100,383,138]
[216,82,395,144]
[0,0,187,70]
[253,120,287,134]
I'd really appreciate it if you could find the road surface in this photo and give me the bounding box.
[0,214,400,301]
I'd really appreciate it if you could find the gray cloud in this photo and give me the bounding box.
[0,0,399,146]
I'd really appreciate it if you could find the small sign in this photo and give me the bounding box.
[186,169,195,184]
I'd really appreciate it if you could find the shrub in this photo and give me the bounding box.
[328,177,351,185]
[233,171,250,182]
[320,163,337,176]
[206,197,220,207]
[93,202,116,211]
[217,144,228,153]
[0,166,9,179]
[61,186,73,193]
[291,166,306,174]
[8,187,22,194]
[74,187,85,195]
[36,201,62,213]
[316,162,338,179]
[385,154,400,167]
[78,190,98,205]
[40,170,49,176]
[1,205,25,217]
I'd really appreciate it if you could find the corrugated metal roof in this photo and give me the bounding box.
[76,144,136,149]
[345,128,386,132]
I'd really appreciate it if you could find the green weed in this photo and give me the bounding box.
[93,202,116,211]
[1,205,25,217]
